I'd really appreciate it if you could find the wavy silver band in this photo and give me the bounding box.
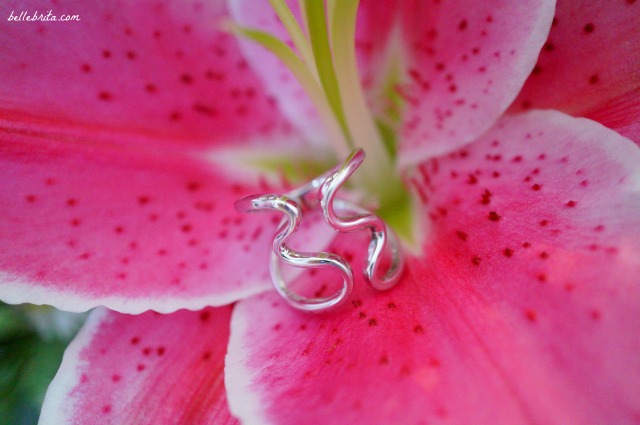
[235,149,404,312]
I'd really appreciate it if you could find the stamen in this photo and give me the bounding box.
[326,0,397,201]
[267,0,316,76]
[301,0,352,148]
[229,24,351,157]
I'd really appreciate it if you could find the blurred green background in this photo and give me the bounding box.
[0,303,84,425]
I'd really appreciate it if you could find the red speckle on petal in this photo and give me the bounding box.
[524,309,537,322]
[488,211,501,221]
[98,91,113,101]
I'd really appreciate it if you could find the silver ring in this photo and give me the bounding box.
[235,149,404,312]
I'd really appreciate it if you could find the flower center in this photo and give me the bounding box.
[230,0,414,242]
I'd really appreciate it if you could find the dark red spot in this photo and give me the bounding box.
[102,405,112,414]
[532,184,541,191]
[458,19,467,30]
[111,374,121,382]
[157,346,165,356]
[503,248,513,258]
[98,91,112,101]
[488,211,501,221]
[388,302,397,309]
[181,224,192,233]
[467,174,478,184]
[193,103,217,116]
[70,218,81,227]
[130,336,140,345]
[186,181,202,192]
[544,41,555,52]
[368,318,378,327]
[413,325,424,334]
[566,200,577,208]
[588,74,599,85]
[80,63,92,73]
[583,23,595,34]
[481,189,492,205]
[180,73,194,85]
[540,251,549,259]
[102,49,112,58]
[66,198,77,207]
[472,256,481,265]
[590,309,602,321]
[137,363,145,371]
[539,220,550,227]
[202,351,212,361]
[456,231,468,241]
[114,226,124,234]
[352,299,362,308]
[126,51,137,60]
[379,355,389,365]
[538,273,547,282]
[145,83,157,93]
[25,195,36,203]
[142,347,151,356]
[200,311,210,322]
[524,309,537,322]
[138,196,149,205]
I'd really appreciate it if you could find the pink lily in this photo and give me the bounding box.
[1,0,639,424]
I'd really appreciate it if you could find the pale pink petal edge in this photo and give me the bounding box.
[1,273,268,314]
[39,308,109,425]
[225,300,269,425]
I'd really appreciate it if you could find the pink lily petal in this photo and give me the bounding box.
[398,0,554,167]
[40,306,238,425]
[0,0,294,149]
[513,0,640,145]
[226,111,640,424]
[0,126,303,313]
